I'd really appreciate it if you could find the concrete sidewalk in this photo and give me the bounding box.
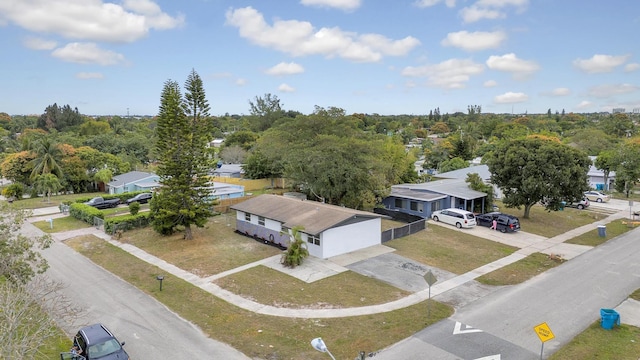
[37,206,640,325]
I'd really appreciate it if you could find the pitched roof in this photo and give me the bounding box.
[436,164,491,181]
[108,171,157,187]
[393,178,487,200]
[231,194,382,235]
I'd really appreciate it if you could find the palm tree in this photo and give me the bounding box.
[32,173,62,202]
[29,138,63,179]
[280,226,310,268]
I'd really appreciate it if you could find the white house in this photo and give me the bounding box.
[230,194,383,259]
[587,156,615,190]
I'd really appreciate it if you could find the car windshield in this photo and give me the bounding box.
[87,339,121,358]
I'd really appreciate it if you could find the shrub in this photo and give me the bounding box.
[69,203,104,224]
[128,202,140,215]
[2,183,24,200]
[104,213,150,234]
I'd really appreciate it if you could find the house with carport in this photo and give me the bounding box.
[231,194,384,259]
[381,178,488,219]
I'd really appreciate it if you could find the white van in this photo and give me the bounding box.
[431,208,476,229]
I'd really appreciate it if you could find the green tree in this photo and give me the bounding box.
[613,142,640,197]
[151,70,214,240]
[32,173,62,202]
[29,138,63,179]
[280,226,309,268]
[248,93,283,131]
[0,202,52,284]
[438,157,468,173]
[466,172,494,211]
[223,130,259,151]
[594,149,617,191]
[484,138,591,218]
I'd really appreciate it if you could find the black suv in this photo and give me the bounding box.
[65,323,129,360]
[125,192,152,205]
[476,212,521,233]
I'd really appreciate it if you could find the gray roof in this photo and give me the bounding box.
[212,164,244,175]
[436,164,491,181]
[393,178,487,200]
[389,187,447,202]
[108,171,157,187]
[231,194,382,235]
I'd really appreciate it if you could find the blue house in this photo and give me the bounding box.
[107,171,160,194]
[381,178,488,219]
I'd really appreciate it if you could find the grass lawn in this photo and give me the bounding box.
[549,321,640,360]
[567,219,637,246]
[385,224,518,274]
[65,234,454,360]
[476,252,565,286]
[214,265,411,308]
[9,192,107,210]
[497,203,610,238]
[31,216,92,233]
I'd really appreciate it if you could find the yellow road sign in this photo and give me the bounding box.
[534,322,555,343]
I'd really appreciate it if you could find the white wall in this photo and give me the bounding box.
[317,218,381,258]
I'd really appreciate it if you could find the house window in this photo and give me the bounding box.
[308,234,320,246]
[258,216,265,226]
[431,202,441,212]
[394,198,403,208]
[410,201,418,211]
[244,213,251,222]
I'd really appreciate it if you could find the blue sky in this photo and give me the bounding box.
[0,0,638,117]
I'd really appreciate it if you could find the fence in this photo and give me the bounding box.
[375,208,427,242]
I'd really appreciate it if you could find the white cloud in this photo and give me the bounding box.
[441,30,506,51]
[486,53,539,78]
[300,0,361,11]
[460,6,504,23]
[225,7,420,63]
[575,100,593,110]
[587,83,639,98]
[573,54,630,73]
[23,36,57,50]
[624,63,640,72]
[51,43,125,65]
[460,0,528,23]
[76,72,104,79]
[265,62,305,76]
[551,87,570,96]
[278,83,296,92]
[0,0,184,43]
[401,58,484,89]
[414,0,456,8]
[494,91,528,103]
[484,80,497,87]
[235,78,247,86]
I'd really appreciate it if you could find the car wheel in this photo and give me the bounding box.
[500,228,506,233]
[433,216,439,222]
[577,204,584,209]
[456,222,462,229]
[597,198,603,203]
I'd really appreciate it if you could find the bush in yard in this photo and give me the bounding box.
[104,213,150,234]
[128,201,140,215]
[281,226,309,268]
[69,203,104,224]
[2,183,24,201]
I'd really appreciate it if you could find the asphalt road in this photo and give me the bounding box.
[23,222,251,360]
[374,225,640,360]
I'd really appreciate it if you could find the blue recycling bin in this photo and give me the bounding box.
[597,225,606,237]
[600,308,620,330]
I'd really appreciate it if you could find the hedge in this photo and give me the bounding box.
[104,212,151,234]
[69,203,104,224]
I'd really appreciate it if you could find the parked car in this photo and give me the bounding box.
[125,192,152,205]
[584,191,610,203]
[431,208,476,229]
[566,197,590,209]
[65,323,129,360]
[84,197,121,209]
[476,212,521,233]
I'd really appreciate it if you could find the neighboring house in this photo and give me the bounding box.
[209,139,224,148]
[381,178,488,219]
[212,164,243,178]
[107,171,160,194]
[231,194,384,259]
[588,156,615,190]
[435,164,503,199]
[208,182,245,200]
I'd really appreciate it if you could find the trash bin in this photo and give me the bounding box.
[559,201,566,211]
[600,308,620,330]
[597,225,606,237]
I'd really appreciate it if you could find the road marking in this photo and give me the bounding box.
[453,321,483,334]
[474,355,500,360]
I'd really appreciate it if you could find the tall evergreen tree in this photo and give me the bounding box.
[151,70,214,240]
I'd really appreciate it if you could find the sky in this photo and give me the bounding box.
[0,0,639,117]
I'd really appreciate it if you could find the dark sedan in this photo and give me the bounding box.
[476,212,521,233]
[125,192,152,205]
